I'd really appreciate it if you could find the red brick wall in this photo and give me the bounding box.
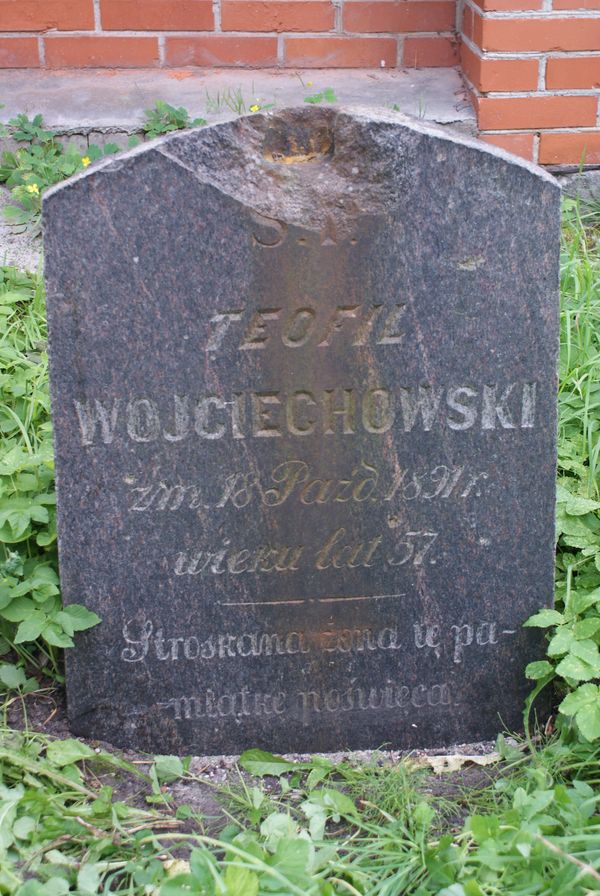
[1,0,598,166]
[460,0,600,165]
[0,0,458,69]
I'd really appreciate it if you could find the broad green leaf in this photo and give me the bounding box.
[224,865,258,896]
[159,873,197,896]
[60,603,100,630]
[46,737,95,766]
[559,683,599,716]
[572,588,600,614]
[565,495,600,515]
[269,836,311,884]
[572,617,600,639]
[547,627,575,657]
[560,684,600,741]
[260,812,297,850]
[13,815,35,840]
[42,622,73,647]
[77,864,101,895]
[0,662,27,689]
[14,612,46,643]
[524,609,565,628]
[570,639,600,670]
[555,653,597,681]
[525,660,554,680]
[576,702,600,741]
[239,749,300,777]
[154,755,185,783]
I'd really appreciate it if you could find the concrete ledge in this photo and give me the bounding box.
[0,67,475,142]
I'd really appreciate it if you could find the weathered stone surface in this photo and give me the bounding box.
[43,107,560,754]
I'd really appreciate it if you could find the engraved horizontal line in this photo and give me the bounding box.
[220,593,406,607]
[318,593,406,603]
[221,599,306,606]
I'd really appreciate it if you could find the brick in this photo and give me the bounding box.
[461,4,474,40]
[477,95,597,129]
[166,36,278,66]
[539,131,600,164]
[0,0,93,31]
[553,0,600,8]
[102,0,213,30]
[221,1,333,31]
[461,42,539,91]
[480,132,535,160]
[403,36,459,66]
[476,17,600,52]
[45,37,159,68]
[344,1,455,33]
[284,36,397,66]
[0,37,39,67]
[471,0,542,8]
[546,56,600,88]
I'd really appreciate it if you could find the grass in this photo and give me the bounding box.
[1,198,600,893]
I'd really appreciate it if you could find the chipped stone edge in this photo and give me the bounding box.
[43,106,560,213]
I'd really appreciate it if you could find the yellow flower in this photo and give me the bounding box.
[306,81,313,86]
[81,156,91,167]
[249,104,260,113]
[26,183,39,195]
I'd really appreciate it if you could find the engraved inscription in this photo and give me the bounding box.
[74,382,538,446]
[156,680,456,723]
[125,461,489,514]
[122,618,515,665]
[171,525,441,577]
[206,302,407,351]
[121,619,403,663]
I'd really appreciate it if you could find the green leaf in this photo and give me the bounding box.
[570,638,600,670]
[572,589,600,614]
[525,660,554,680]
[0,662,27,689]
[269,836,311,883]
[572,617,600,639]
[77,864,101,895]
[42,622,73,647]
[154,755,185,783]
[559,683,599,716]
[524,609,565,628]
[239,749,299,777]
[159,873,196,896]
[14,612,47,643]
[555,653,597,681]
[575,702,600,741]
[13,815,35,840]
[61,603,101,630]
[46,738,95,766]
[565,495,600,515]
[547,627,575,656]
[224,865,258,896]
[559,684,600,741]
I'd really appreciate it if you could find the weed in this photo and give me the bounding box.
[525,199,600,744]
[0,267,98,677]
[0,114,119,234]
[304,88,338,105]
[205,87,247,116]
[142,101,206,139]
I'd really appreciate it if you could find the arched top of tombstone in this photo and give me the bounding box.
[44,106,558,241]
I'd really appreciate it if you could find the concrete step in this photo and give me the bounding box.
[0,67,475,146]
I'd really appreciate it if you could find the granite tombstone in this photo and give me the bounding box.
[43,108,560,754]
